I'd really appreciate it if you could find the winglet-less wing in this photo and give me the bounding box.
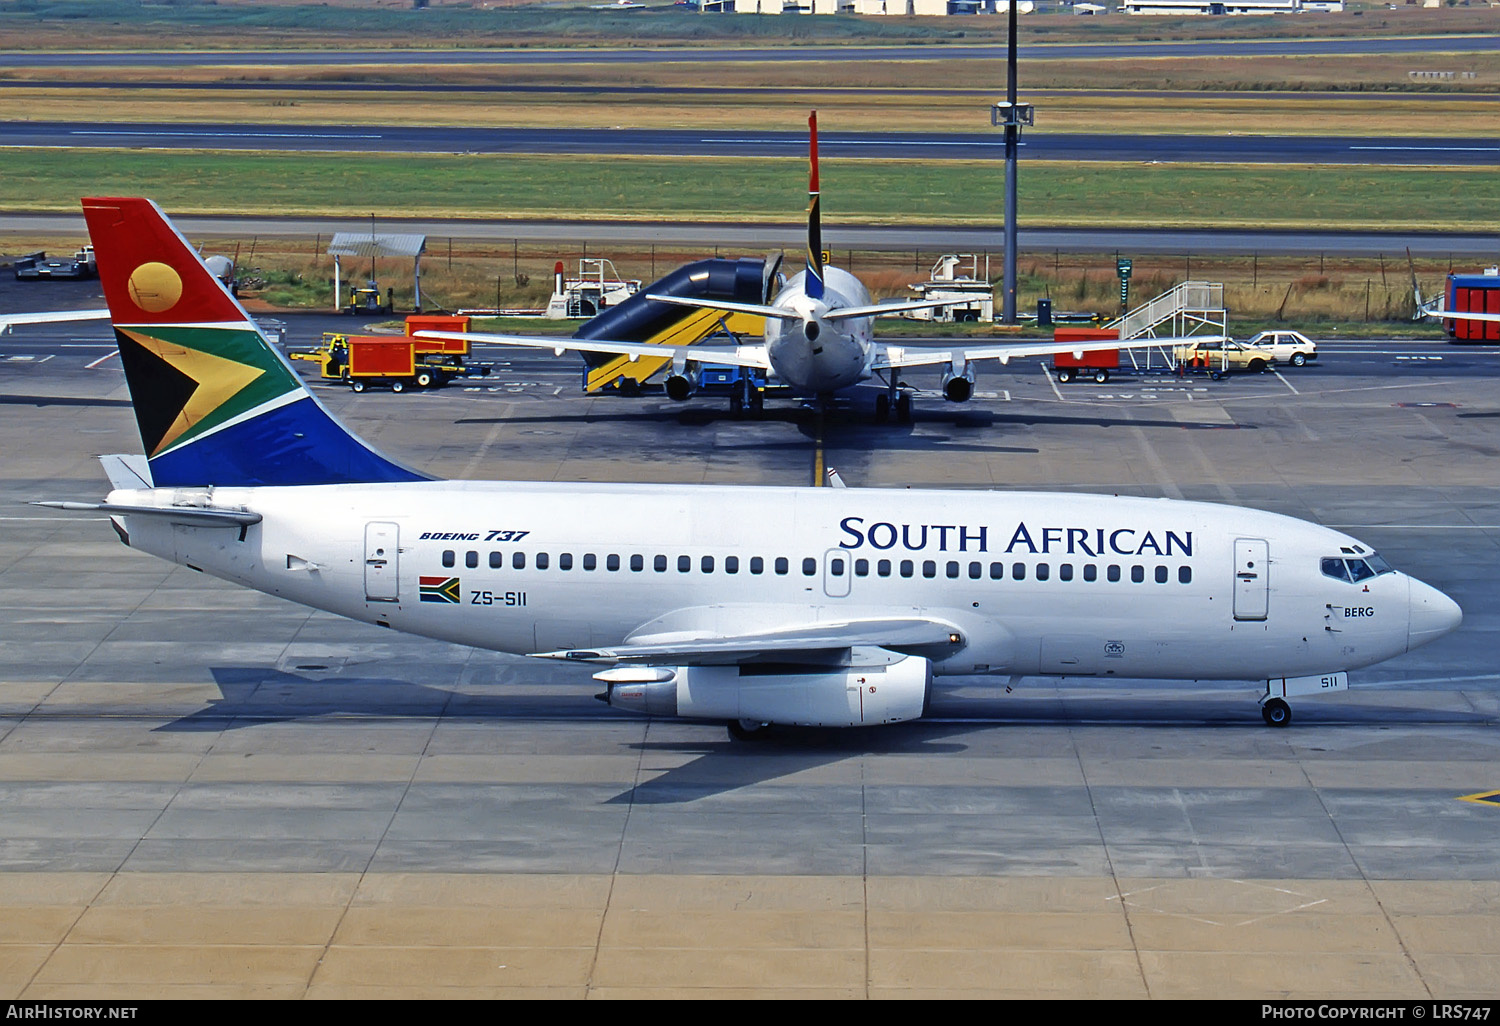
[643,293,961,323]
[531,616,964,664]
[415,329,772,371]
[0,309,110,332]
[1427,307,1500,324]
[876,335,1226,371]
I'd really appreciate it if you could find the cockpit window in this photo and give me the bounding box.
[1322,553,1395,582]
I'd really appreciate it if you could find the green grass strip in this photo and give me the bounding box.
[2,148,1493,232]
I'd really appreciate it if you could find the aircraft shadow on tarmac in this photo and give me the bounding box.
[146,667,1495,806]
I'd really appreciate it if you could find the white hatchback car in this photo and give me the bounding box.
[1242,330,1318,367]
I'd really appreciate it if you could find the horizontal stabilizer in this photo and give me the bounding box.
[32,500,261,528]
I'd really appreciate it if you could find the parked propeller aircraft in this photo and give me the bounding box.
[41,197,1462,737]
[417,112,1193,423]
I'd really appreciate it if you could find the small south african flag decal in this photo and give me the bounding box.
[420,576,461,604]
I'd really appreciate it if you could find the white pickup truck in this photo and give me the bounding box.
[1241,330,1317,367]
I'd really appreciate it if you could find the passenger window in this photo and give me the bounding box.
[947,561,960,579]
[922,560,936,579]
[829,557,844,577]
[654,555,668,572]
[678,555,691,573]
[630,555,644,572]
[466,551,478,569]
[442,550,455,568]
[1131,565,1145,583]
[1178,566,1192,584]
[969,561,982,580]
[878,559,892,577]
[1155,565,1168,584]
[855,558,869,577]
[1060,564,1073,582]
[1036,563,1050,581]
[489,551,503,569]
[607,554,620,572]
[558,553,573,571]
[751,557,764,575]
[1012,563,1026,581]
[1107,565,1120,582]
[702,555,714,573]
[802,558,817,576]
[900,560,914,578]
[775,557,789,575]
[1083,564,1097,582]
[583,553,597,571]
[536,553,549,571]
[989,562,1004,580]
[513,552,526,570]
[725,556,739,574]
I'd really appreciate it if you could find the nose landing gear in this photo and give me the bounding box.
[1260,697,1292,728]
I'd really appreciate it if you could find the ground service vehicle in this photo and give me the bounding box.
[15,245,97,280]
[293,315,488,392]
[1242,330,1317,367]
[1173,337,1268,377]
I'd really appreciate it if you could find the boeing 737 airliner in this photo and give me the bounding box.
[418,112,1190,423]
[43,198,1462,736]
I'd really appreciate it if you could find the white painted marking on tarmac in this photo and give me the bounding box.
[71,129,384,140]
[85,350,119,368]
[1272,369,1299,394]
[1351,145,1500,153]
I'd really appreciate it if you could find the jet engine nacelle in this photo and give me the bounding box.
[664,369,699,402]
[600,653,932,727]
[941,361,976,403]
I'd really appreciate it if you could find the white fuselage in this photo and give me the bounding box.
[764,267,875,395]
[107,480,1456,684]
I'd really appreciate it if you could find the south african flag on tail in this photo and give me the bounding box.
[420,576,461,604]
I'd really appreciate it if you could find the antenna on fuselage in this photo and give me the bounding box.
[806,110,824,301]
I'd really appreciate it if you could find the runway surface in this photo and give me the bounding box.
[6,120,1499,165]
[6,211,1499,260]
[0,290,1496,997]
[3,35,1498,67]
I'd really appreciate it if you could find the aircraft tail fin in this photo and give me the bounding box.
[805,110,824,301]
[81,198,428,488]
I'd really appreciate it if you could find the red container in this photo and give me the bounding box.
[347,337,417,377]
[407,314,472,354]
[1053,327,1120,369]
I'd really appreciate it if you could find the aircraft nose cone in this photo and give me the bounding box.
[1408,577,1462,651]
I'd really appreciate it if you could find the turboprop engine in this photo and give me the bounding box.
[596,653,933,728]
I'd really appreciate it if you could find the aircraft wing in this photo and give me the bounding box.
[0,308,110,332]
[32,500,262,528]
[531,615,963,665]
[645,294,962,322]
[1427,307,1500,324]
[417,329,773,371]
[874,335,1225,371]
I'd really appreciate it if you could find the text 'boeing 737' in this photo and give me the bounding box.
[38,197,1462,737]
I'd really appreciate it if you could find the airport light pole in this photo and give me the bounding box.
[993,3,1033,326]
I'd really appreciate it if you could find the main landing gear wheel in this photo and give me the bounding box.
[728,719,772,741]
[1261,698,1292,728]
[895,390,913,424]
